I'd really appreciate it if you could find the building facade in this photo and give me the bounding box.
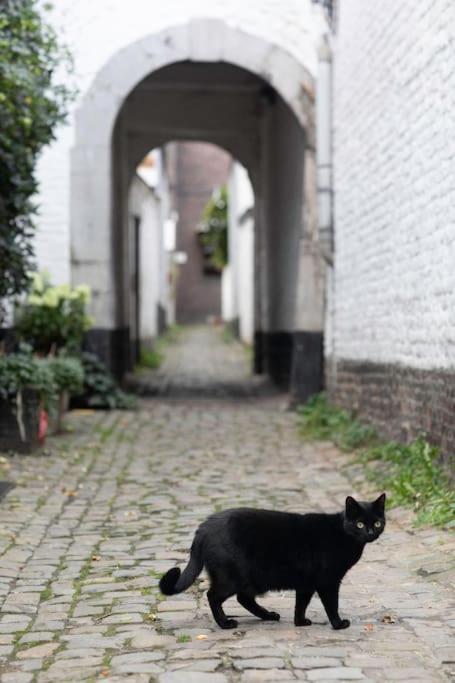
[19,0,455,463]
[326,0,455,466]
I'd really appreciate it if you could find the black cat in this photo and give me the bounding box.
[159,493,386,629]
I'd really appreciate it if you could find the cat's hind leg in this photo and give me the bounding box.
[294,589,314,626]
[237,593,280,621]
[207,587,237,629]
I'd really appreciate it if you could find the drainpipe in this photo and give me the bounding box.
[316,34,333,265]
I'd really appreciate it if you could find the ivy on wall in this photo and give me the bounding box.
[0,0,74,320]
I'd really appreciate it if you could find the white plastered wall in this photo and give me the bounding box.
[227,162,255,345]
[331,0,455,372]
[128,176,162,344]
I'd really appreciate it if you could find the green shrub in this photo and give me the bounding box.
[47,356,84,396]
[0,346,56,403]
[15,272,92,354]
[0,0,75,319]
[78,352,136,410]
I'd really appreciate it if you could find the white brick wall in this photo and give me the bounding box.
[34,0,325,287]
[331,0,455,371]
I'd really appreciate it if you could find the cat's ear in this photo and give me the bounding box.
[373,492,386,513]
[345,496,361,518]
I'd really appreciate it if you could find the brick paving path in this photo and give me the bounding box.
[0,326,454,682]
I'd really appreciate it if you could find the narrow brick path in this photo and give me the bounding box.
[0,327,453,683]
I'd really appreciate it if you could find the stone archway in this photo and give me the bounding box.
[71,19,325,398]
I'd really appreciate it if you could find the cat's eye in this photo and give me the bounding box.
[356,521,365,529]
[374,521,382,528]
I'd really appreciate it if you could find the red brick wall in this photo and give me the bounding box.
[328,359,455,474]
[168,142,231,324]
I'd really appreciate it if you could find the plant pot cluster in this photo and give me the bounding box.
[0,389,41,454]
[1,272,136,454]
[0,351,85,453]
[0,273,89,454]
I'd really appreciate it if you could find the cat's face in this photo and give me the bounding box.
[343,493,386,543]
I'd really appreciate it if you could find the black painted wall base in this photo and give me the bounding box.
[84,328,131,381]
[262,332,294,389]
[254,330,324,400]
[290,331,324,404]
[253,331,264,374]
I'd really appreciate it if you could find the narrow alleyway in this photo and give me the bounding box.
[128,326,276,398]
[0,328,453,683]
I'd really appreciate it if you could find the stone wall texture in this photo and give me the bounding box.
[330,0,455,371]
[329,0,455,467]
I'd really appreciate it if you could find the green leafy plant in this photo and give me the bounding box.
[47,356,84,396]
[0,345,56,402]
[139,347,163,370]
[298,393,377,450]
[136,326,182,373]
[77,352,136,410]
[198,186,228,272]
[359,437,455,528]
[0,1,75,319]
[15,272,92,354]
[298,393,454,528]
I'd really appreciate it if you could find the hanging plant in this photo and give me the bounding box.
[197,185,229,273]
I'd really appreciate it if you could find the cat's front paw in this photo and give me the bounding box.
[332,618,350,630]
[294,617,312,627]
[264,611,280,621]
[220,618,238,629]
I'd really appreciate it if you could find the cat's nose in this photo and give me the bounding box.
[367,529,374,536]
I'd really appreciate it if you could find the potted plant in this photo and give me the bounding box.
[15,272,93,355]
[73,352,136,410]
[46,356,84,433]
[0,347,57,453]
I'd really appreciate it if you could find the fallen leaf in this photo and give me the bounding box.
[380,614,396,624]
[196,634,208,640]
[145,612,156,622]
[91,555,101,562]
[364,623,374,632]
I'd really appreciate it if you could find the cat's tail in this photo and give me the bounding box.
[159,538,204,595]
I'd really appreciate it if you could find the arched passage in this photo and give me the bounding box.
[71,19,325,399]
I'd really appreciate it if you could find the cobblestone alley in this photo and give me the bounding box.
[0,328,454,683]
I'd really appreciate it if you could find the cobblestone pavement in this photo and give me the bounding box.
[126,326,277,399]
[0,327,454,683]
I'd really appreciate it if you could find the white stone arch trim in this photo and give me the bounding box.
[74,18,315,148]
[71,18,315,328]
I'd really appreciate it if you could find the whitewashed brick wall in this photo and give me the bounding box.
[34,0,325,286]
[331,0,455,371]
